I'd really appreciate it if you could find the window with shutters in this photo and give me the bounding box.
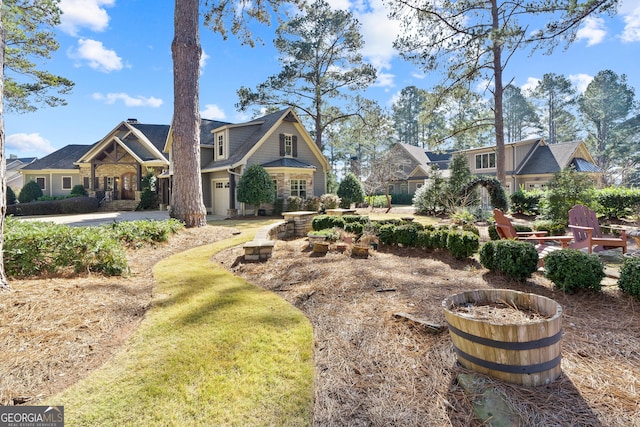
[284,134,293,156]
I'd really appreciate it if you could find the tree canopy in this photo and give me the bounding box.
[236,0,376,151]
[388,0,620,184]
[3,0,74,113]
[236,164,275,215]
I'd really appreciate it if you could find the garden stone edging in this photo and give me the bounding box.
[242,221,286,262]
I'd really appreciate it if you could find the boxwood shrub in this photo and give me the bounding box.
[7,196,100,216]
[446,231,479,259]
[617,257,640,297]
[479,240,538,281]
[311,215,345,231]
[544,249,605,293]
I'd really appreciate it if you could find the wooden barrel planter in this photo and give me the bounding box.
[442,289,562,387]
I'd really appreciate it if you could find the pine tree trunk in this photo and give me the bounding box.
[491,0,506,186]
[170,0,207,228]
[0,1,11,290]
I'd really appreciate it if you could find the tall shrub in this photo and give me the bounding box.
[237,164,275,215]
[6,186,17,205]
[543,167,595,223]
[19,180,43,203]
[337,173,365,209]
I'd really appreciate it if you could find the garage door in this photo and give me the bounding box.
[212,180,230,216]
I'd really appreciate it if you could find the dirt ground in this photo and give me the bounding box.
[2,219,640,426]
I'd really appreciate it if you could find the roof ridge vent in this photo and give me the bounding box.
[127,118,139,124]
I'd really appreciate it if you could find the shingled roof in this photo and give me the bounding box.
[21,145,92,170]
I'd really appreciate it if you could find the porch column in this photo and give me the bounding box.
[91,161,96,190]
[229,173,236,209]
[137,164,143,190]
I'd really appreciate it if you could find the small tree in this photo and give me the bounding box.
[18,181,43,203]
[6,187,16,205]
[237,164,275,216]
[337,173,365,209]
[543,167,595,223]
[137,172,158,211]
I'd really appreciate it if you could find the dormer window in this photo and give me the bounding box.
[215,132,227,160]
[280,133,298,157]
[284,135,293,156]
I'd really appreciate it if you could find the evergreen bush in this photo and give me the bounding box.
[446,231,479,259]
[237,164,275,215]
[480,240,538,281]
[320,193,340,210]
[19,180,43,203]
[337,173,365,209]
[544,249,604,293]
[377,223,397,245]
[479,241,497,271]
[70,184,88,197]
[6,186,16,205]
[618,256,640,297]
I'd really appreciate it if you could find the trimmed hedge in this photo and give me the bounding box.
[7,196,100,216]
[617,256,640,297]
[479,240,538,281]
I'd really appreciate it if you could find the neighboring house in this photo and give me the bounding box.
[6,155,37,193]
[388,138,602,197]
[19,108,329,216]
[385,143,454,195]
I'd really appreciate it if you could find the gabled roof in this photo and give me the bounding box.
[129,123,171,156]
[518,141,599,175]
[21,145,92,171]
[201,108,328,172]
[396,143,454,170]
[199,119,232,146]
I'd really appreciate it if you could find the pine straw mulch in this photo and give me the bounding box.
[213,238,640,427]
[0,225,237,407]
[2,221,639,426]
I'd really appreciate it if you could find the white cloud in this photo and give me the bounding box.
[59,0,115,36]
[373,72,395,88]
[70,38,123,73]
[6,133,56,155]
[355,0,400,71]
[576,16,607,46]
[200,104,227,120]
[200,49,210,73]
[521,77,540,95]
[569,73,593,94]
[93,92,164,107]
[619,1,640,43]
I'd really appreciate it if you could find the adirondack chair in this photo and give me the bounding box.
[493,209,573,266]
[568,204,627,254]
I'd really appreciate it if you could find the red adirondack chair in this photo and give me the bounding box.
[568,204,627,254]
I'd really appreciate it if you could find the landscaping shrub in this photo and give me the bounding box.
[18,180,43,203]
[320,193,340,210]
[480,240,538,281]
[413,166,447,215]
[103,219,185,248]
[272,198,284,215]
[487,225,500,240]
[136,172,158,210]
[337,173,365,209]
[365,195,389,208]
[510,189,543,215]
[304,197,321,212]
[70,184,88,197]
[377,223,397,245]
[394,224,420,246]
[543,167,595,223]
[446,231,479,259]
[344,222,364,236]
[544,249,604,293]
[286,196,304,212]
[342,215,368,224]
[311,215,345,231]
[595,187,640,219]
[532,220,566,236]
[6,186,17,205]
[432,227,450,249]
[416,230,435,249]
[237,164,276,215]
[388,193,413,205]
[307,228,339,241]
[462,223,479,236]
[618,257,640,297]
[7,196,100,216]
[479,241,497,271]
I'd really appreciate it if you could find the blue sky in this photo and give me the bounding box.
[5,0,640,158]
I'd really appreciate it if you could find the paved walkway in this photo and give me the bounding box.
[18,210,224,227]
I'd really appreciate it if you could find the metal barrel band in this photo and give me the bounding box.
[447,322,562,350]
[453,346,562,374]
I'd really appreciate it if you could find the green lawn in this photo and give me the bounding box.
[50,222,313,426]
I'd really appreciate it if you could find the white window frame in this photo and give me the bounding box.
[290,179,307,198]
[62,176,72,190]
[215,131,228,160]
[284,134,293,157]
[475,152,496,170]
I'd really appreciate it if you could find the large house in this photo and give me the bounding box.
[7,155,37,193]
[387,138,602,196]
[20,108,329,216]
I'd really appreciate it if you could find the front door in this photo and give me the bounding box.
[121,172,136,200]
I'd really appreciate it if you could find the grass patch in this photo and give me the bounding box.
[49,224,314,426]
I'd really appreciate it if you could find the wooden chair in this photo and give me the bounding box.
[568,204,627,254]
[493,209,573,266]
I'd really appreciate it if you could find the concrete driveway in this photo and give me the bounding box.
[17,210,224,227]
